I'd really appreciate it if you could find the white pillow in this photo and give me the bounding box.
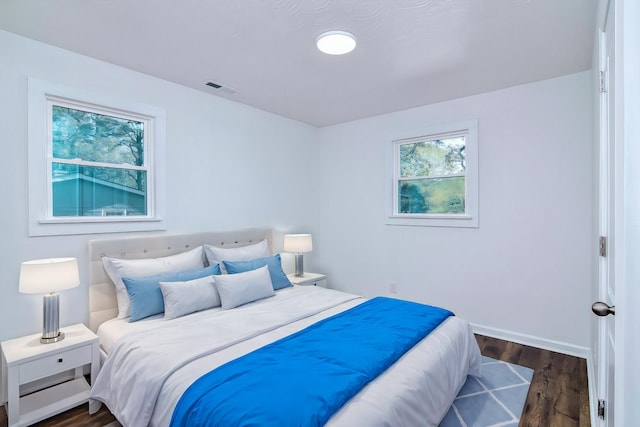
[214,265,275,309]
[159,275,221,320]
[204,239,270,272]
[102,246,205,318]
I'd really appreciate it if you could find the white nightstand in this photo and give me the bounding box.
[1,323,100,427]
[288,273,327,288]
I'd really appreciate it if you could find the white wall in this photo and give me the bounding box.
[0,29,318,344]
[312,72,594,351]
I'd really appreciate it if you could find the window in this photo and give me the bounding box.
[386,120,478,228]
[49,100,150,218]
[28,78,166,236]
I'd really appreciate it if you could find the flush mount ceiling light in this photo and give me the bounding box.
[316,30,357,55]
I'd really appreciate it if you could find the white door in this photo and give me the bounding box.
[593,0,616,424]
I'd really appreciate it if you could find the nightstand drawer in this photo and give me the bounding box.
[287,273,328,288]
[19,345,92,383]
[306,279,327,288]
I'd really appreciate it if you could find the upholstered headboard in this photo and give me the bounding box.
[88,228,273,332]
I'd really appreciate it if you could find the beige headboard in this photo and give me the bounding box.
[88,228,273,332]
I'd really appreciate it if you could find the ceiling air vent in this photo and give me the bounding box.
[205,81,237,95]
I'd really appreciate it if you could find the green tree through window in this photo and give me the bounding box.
[397,134,466,214]
[50,103,149,217]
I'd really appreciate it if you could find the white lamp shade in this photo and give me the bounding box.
[283,234,313,253]
[19,257,80,294]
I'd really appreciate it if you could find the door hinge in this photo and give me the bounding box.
[599,236,607,257]
[600,71,607,93]
[598,399,606,419]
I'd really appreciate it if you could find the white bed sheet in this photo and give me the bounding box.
[93,286,481,427]
[98,313,162,354]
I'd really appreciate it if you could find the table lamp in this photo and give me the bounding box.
[283,234,313,277]
[19,257,80,344]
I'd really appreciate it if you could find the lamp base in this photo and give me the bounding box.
[293,254,304,277]
[40,332,65,344]
[41,293,62,345]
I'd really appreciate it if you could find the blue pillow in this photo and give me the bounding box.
[223,254,292,290]
[123,264,221,322]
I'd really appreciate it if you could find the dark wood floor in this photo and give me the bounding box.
[476,335,591,426]
[1,334,590,427]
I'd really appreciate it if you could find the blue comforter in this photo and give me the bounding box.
[170,296,453,427]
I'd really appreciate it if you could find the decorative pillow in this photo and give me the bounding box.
[123,264,220,322]
[223,254,291,290]
[214,265,275,309]
[159,275,221,320]
[204,240,270,272]
[102,246,205,318]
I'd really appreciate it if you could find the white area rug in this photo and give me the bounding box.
[439,356,534,427]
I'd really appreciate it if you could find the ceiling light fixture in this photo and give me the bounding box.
[316,31,357,55]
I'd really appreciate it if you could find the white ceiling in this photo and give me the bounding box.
[0,0,597,127]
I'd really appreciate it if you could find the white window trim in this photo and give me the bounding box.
[28,78,167,236]
[385,119,479,228]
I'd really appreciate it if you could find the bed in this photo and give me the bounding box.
[87,228,481,427]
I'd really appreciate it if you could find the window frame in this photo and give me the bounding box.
[386,120,479,228]
[28,78,167,236]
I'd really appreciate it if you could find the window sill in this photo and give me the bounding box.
[30,217,166,236]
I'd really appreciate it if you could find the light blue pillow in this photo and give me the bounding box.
[223,254,292,290]
[123,264,221,322]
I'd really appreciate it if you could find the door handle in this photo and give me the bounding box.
[592,301,615,316]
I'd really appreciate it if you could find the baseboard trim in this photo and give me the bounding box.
[471,323,590,359]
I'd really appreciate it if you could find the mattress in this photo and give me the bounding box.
[92,286,481,426]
